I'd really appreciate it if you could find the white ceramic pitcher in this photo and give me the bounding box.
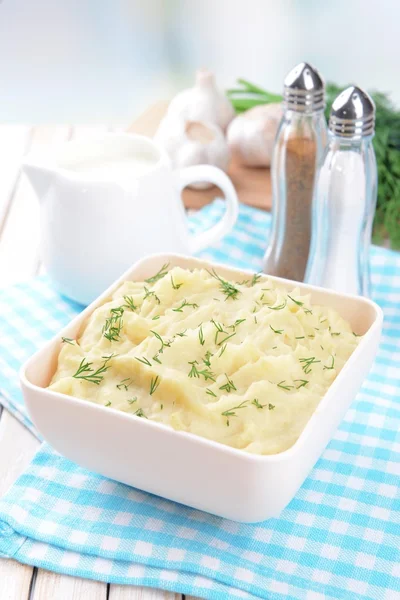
[22,133,238,305]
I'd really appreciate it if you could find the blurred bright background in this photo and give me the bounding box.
[0,0,399,123]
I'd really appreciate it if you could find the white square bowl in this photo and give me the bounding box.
[20,254,383,523]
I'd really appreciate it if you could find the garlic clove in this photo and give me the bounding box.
[166,69,235,131]
[227,103,283,167]
[155,116,230,190]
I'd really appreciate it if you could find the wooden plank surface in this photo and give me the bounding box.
[128,102,272,211]
[0,410,40,600]
[33,571,108,600]
[109,586,181,600]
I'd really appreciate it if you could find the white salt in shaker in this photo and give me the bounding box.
[305,86,377,296]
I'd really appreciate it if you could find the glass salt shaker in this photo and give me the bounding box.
[263,62,327,282]
[305,86,377,296]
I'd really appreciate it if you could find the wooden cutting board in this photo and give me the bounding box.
[128,102,272,211]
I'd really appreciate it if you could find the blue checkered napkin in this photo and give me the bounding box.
[0,200,399,600]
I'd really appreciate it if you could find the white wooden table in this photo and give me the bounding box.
[0,124,196,600]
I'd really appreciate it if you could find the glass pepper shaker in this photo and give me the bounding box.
[263,62,327,282]
[305,86,377,296]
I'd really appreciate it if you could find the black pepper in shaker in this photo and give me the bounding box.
[263,62,328,282]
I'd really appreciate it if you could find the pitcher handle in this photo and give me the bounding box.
[175,165,239,254]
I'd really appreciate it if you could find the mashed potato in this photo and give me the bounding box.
[49,264,360,455]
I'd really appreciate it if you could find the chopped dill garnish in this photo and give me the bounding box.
[134,408,147,418]
[251,272,262,286]
[219,374,237,393]
[143,286,160,304]
[188,360,215,381]
[160,404,163,410]
[308,334,315,339]
[103,306,124,342]
[211,319,227,344]
[251,398,274,410]
[272,346,278,349]
[331,332,341,337]
[252,398,267,409]
[269,299,287,311]
[123,295,137,311]
[288,294,303,306]
[353,332,362,337]
[172,299,199,312]
[303,307,313,315]
[270,325,283,335]
[171,275,183,290]
[116,378,132,391]
[217,331,236,346]
[219,343,227,357]
[206,388,217,397]
[228,318,246,330]
[299,356,321,374]
[188,360,199,377]
[254,316,258,324]
[207,269,241,301]
[127,397,137,404]
[153,353,162,364]
[152,315,160,320]
[72,355,113,385]
[295,336,305,340]
[323,355,335,370]
[294,379,308,389]
[105,401,111,407]
[61,337,75,345]
[145,263,170,284]
[198,324,205,346]
[149,376,160,395]
[277,381,294,391]
[203,350,213,367]
[150,330,173,354]
[320,318,328,324]
[176,330,187,337]
[222,400,247,426]
[135,356,151,367]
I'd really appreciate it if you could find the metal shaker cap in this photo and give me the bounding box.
[329,86,375,138]
[283,62,325,113]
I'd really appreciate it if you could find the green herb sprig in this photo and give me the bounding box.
[171,275,183,290]
[207,269,241,301]
[123,296,137,311]
[103,307,124,342]
[149,376,160,395]
[143,286,160,304]
[72,355,113,385]
[299,357,321,374]
[221,400,248,426]
[219,374,237,393]
[188,361,215,381]
[172,299,199,312]
[145,263,170,284]
[117,378,132,390]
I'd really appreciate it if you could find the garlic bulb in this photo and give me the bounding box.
[166,69,235,131]
[227,103,283,167]
[155,117,230,189]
